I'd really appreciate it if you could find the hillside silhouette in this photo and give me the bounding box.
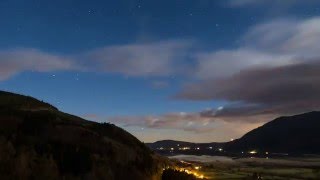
[0,91,165,180]
[225,111,320,154]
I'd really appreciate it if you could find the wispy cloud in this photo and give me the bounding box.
[0,48,76,80]
[0,40,192,80]
[194,48,293,80]
[82,40,192,77]
[242,17,320,57]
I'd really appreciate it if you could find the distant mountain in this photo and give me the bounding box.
[148,112,320,156]
[0,91,165,180]
[225,111,320,154]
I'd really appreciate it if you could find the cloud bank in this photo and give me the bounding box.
[176,16,320,125]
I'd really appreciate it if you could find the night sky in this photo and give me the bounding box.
[1,0,320,142]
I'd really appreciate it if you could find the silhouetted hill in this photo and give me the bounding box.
[225,111,320,154]
[0,91,165,180]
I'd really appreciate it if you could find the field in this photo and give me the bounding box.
[169,155,320,179]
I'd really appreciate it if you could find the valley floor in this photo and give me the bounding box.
[168,155,320,179]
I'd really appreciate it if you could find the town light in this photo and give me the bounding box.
[249,150,257,154]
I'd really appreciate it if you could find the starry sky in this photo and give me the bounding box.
[1,0,320,143]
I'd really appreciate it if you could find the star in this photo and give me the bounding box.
[88,9,94,15]
[75,73,80,81]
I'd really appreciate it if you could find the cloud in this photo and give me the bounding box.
[82,40,192,77]
[194,48,293,80]
[242,17,320,57]
[0,40,192,80]
[178,59,320,120]
[0,48,76,80]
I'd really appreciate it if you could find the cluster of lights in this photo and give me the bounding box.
[157,146,226,152]
[177,168,204,179]
[248,150,270,156]
[158,147,193,151]
[248,150,269,155]
[158,146,272,157]
[162,165,205,179]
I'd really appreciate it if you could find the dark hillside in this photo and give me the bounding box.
[0,91,57,111]
[0,90,164,180]
[225,111,320,154]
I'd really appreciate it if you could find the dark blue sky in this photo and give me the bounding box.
[1,0,320,142]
